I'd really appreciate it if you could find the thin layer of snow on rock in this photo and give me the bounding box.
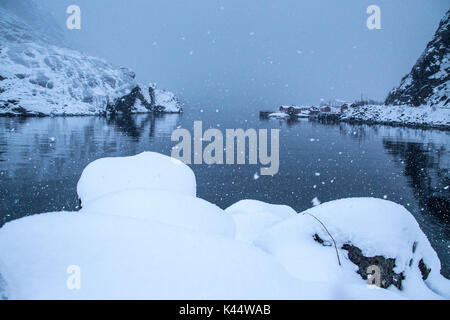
[341,105,450,128]
[153,88,182,113]
[225,200,296,243]
[268,112,289,118]
[81,189,235,238]
[255,198,450,299]
[77,152,196,204]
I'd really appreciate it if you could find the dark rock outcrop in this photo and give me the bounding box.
[342,244,404,289]
[385,10,449,106]
[106,86,151,115]
[106,85,171,115]
[419,259,432,280]
[313,234,405,289]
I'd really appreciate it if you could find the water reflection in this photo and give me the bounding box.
[0,114,181,226]
[0,113,449,277]
[383,140,449,222]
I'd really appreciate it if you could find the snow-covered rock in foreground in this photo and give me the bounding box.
[0,152,449,300]
[341,105,450,129]
[0,5,181,116]
[255,198,450,299]
[0,212,319,300]
[81,189,235,238]
[226,200,296,244]
[77,152,196,203]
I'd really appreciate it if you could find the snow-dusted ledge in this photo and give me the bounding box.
[0,152,449,300]
[341,105,450,130]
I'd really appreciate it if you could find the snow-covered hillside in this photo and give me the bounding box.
[385,10,449,107]
[0,152,449,300]
[341,10,449,129]
[0,4,181,116]
[341,105,450,129]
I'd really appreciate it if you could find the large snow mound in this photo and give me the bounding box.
[0,5,181,116]
[77,152,196,203]
[255,198,450,299]
[0,212,322,300]
[1,152,449,300]
[226,200,296,243]
[81,189,235,238]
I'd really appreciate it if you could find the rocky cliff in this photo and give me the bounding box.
[385,10,449,107]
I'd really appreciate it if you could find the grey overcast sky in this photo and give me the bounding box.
[38,0,449,108]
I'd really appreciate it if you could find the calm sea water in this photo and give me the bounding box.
[0,107,449,276]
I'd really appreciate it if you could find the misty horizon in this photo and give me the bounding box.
[5,0,450,108]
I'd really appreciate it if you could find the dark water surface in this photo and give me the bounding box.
[0,108,449,276]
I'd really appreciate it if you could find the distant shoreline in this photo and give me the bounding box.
[261,105,450,131]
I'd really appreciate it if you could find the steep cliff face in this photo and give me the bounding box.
[0,4,181,116]
[385,10,449,107]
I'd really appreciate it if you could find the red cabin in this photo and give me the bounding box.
[340,104,349,113]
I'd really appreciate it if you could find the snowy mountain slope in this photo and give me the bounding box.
[385,10,449,107]
[0,5,181,116]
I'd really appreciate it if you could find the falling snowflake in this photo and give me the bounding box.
[311,197,321,207]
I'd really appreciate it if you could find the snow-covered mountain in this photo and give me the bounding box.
[385,10,449,107]
[0,2,181,116]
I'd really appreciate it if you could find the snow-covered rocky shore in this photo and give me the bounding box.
[341,9,449,130]
[0,4,181,116]
[341,105,450,129]
[0,152,448,300]
[327,10,450,130]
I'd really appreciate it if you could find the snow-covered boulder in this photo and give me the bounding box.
[0,4,181,116]
[225,200,296,243]
[77,152,196,204]
[255,198,450,299]
[0,212,321,300]
[0,152,449,299]
[81,190,235,238]
[77,152,236,238]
